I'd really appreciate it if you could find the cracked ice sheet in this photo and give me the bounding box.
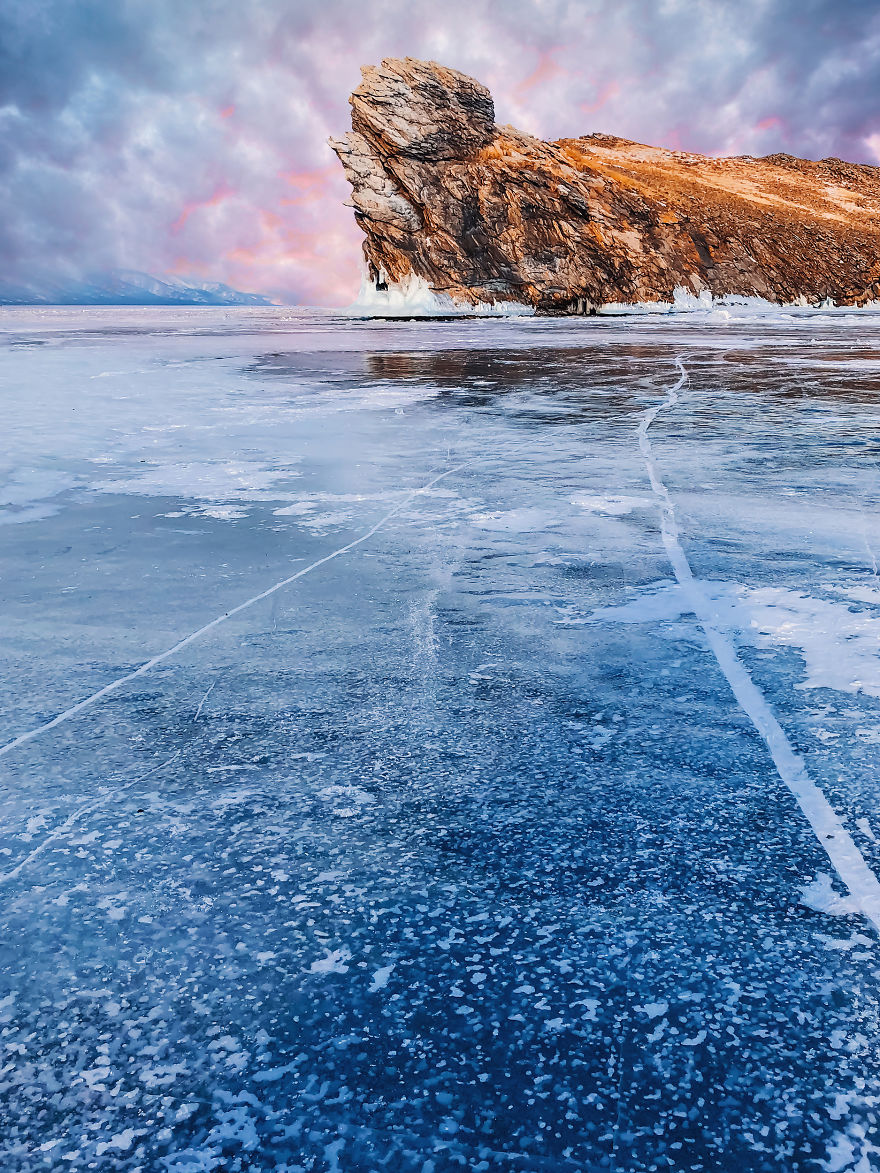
[2,307,880,1171]
[571,579,880,699]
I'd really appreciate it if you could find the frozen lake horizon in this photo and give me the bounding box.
[2,304,880,1171]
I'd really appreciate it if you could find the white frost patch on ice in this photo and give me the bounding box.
[199,504,249,520]
[800,873,860,917]
[822,1116,880,1171]
[834,585,880,607]
[0,502,61,526]
[816,931,874,952]
[96,1129,144,1155]
[469,507,559,533]
[253,1060,298,1084]
[469,662,505,683]
[0,468,77,524]
[735,587,880,698]
[96,895,127,921]
[23,813,48,839]
[325,1137,346,1173]
[560,580,680,626]
[272,490,394,520]
[682,1029,707,1046]
[93,460,291,515]
[0,468,76,518]
[823,1134,857,1173]
[344,271,534,318]
[581,579,880,698]
[369,964,395,992]
[309,948,352,975]
[636,1001,669,1020]
[570,493,650,515]
[318,785,376,818]
[298,510,353,531]
[573,997,600,1021]
[272,501,315,517]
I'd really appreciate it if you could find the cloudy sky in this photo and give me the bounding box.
[2,0,878,304]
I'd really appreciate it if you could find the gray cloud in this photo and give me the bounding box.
[1,0,878,304]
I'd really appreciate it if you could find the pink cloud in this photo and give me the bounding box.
[170,183,235,235]
[3,0,878,304]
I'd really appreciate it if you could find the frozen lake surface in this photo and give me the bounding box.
[1,305,880,1171]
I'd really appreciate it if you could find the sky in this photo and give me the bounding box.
[2,0,879,305]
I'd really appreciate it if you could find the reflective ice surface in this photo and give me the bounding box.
[2,305,880,1171]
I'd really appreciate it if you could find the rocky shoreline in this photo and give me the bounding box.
[331,57,880,313]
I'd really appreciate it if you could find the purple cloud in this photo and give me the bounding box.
[1,0,878,304]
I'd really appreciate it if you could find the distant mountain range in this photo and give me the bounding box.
[0,270,274,306]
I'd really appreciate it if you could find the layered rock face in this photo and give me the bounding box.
[330,57,880,311]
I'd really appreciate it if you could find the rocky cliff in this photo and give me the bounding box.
[330,58,880,312]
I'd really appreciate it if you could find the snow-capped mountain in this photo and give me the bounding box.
[0,270,274,306]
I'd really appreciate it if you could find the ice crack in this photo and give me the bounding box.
[0,462,468,760]
[638,355,880,938]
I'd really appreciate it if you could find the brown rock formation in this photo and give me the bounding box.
[330,57,880,312]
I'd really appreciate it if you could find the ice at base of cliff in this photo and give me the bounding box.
[343,271,535,317]
[345,274,879,320]
[601,286,880,318]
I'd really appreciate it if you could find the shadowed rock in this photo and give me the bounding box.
[331,57,880,312]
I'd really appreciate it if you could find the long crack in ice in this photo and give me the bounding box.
[0,462,467,760]
[638,355,880,937]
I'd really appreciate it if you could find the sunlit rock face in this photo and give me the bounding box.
[331,56,880,312]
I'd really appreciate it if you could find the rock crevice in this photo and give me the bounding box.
[331,57,880,311]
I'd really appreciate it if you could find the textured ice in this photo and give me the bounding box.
[2,305,880,1172]
[579,580,880,698]
[345,271,535,317]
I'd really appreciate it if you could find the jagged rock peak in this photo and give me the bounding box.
[331,57,880,311]
[350,57,496,160]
